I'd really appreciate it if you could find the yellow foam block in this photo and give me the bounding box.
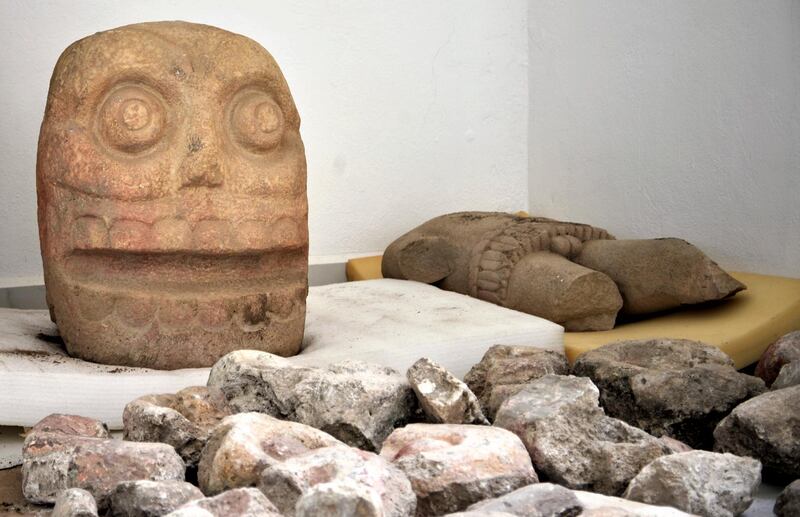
[346,256,800,368]
[565,272,800,368]
[346,255,385,282]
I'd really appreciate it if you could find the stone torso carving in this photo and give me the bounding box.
[383,212,744,331]
[37,22,308,369]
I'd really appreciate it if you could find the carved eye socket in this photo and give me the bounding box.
[97,85,166,154]
[229,90,284,152]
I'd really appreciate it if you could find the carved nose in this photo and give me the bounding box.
[178,136,225,188]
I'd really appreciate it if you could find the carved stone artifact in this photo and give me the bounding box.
[383,212,744,330]
[37,22,308,368]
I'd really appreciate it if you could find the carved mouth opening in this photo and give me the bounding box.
[63,248,307,293]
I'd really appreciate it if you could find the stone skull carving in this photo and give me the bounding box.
[383,212,745,331]
[37,22,308,369]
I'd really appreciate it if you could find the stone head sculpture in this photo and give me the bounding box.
[37,22,308,369]
[383,212,745,331]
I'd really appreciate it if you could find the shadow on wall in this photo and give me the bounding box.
[0,285,46,310]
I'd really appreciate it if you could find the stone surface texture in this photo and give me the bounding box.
[383,212,743,330]
[29,414,110,439]
[775,479,800,517]
[52,488,98,517]
[493,375,671,496]
[21,414,184,505]
[380,423,537,515]
[165,487,281,516]
[773,361,800,389]
[37,21,309,369]
[714,385,800,479]
[657,436,693,455]
[572,338,765,449]
[383,212,623,330]
[573,491,693,517]
[466,482,583,516]
[108,480,204,517]
[293,480,386,517]
[755,331,800,386]
[123,385,232,465]
[406,357,487,424]
[464,345,569,419]
[573,237,744,315]
[259,446,415,517]
[197,412,345,495]
[623,451,761,517]
[208,350,415,450]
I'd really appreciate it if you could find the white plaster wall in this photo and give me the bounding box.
[528,1,800,278]
[0,0,529,286]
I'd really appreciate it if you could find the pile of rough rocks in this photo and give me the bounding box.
[21,332,800,517]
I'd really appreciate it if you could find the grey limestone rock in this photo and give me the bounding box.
[467,482,583,516]
[380,423,537,516]
[773,361,800,389]
[52,488,98,517]
[493,375,671,496]
[123,385,232,466]
[571,338,765,449]
[165,488,281,516]
[464,345,569,420]
[714,385,800,480]
[623,451,761,517]
[108,480,204,517]
[775,479,800,517]
[259,446,415,517]
[208,350,415,450]
[407,357,487,425]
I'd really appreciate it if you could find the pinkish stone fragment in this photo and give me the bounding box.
[380,423,537,516]
[756,331,800,386]
[123,386,232,465]
[259,446,415,517]
[21,414,184,506]
[197,412,346,495]
[30,414,110,439]
[166,488,281,516]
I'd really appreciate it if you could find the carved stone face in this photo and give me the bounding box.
[37,22,308,369]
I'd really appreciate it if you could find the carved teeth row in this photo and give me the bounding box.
[471,219,615,304]
[73,286,303,332]
[72,215,303,252]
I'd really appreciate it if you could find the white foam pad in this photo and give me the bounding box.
[0,279,563,429]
